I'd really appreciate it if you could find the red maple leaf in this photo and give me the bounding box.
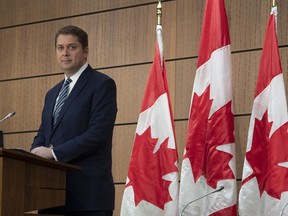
[184,85,235,188]
[126,126,178,209]
[243,110,288,199]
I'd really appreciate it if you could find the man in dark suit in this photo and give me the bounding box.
[31,25,117,216]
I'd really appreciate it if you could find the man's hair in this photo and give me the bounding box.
[55,25,88,48]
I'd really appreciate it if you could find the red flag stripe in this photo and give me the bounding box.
[197,0,230,68]
[255,12,282,97]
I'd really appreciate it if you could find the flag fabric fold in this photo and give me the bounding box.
[179,0,237,215]
[239,7,288,216]
[120,25,179,216]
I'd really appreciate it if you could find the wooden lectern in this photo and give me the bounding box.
[0,148,80,216]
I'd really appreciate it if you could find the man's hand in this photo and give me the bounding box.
[31,146,54,160]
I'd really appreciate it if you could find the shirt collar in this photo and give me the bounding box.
[64,62,88,83]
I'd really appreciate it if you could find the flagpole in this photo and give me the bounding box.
[272,0,275,7]
[156,0,163,67]
[157,0,162,26]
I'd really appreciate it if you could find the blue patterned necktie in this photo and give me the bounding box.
[53,78,72,126]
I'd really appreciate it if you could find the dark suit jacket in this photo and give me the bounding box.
[31,64,117,211]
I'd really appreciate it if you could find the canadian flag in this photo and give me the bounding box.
[120,25,179,216]
[238,7,288,216]
[178,0,237,215]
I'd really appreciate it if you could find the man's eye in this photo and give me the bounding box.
[68,46,76,50]
[57,47,64,51]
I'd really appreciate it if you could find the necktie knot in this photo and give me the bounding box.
[66,77,72,85]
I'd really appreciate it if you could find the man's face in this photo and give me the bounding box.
[56,34,88,76]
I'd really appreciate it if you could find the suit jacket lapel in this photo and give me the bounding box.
[48,80,64,132]
[52,67,91,132]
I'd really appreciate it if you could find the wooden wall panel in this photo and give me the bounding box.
[175,120,188,176]
[175,0,204,57]
[174,58,197,119]
[232,51,260,115]
[0,75,62,132]
[228,0,268,51]
[281,48,288,96]
[3,132,36,150]
[229,0,288,47]
[112,125,136,183]
[115,185,125,216]
[234,116,250,179]
[0,0,158,28]
[0,1,176,80]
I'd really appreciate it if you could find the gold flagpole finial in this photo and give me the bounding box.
[272,0,276,7]
[157,0,162,25]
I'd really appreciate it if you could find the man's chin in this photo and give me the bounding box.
[60,65,73,71]
[61,67,78,76]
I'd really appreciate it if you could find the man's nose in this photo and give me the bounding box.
[63,47,70,55]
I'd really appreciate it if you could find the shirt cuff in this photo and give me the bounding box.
[51,149,58,161]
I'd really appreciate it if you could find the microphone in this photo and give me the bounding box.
[0,112,16,123]
[181,186,224,216]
